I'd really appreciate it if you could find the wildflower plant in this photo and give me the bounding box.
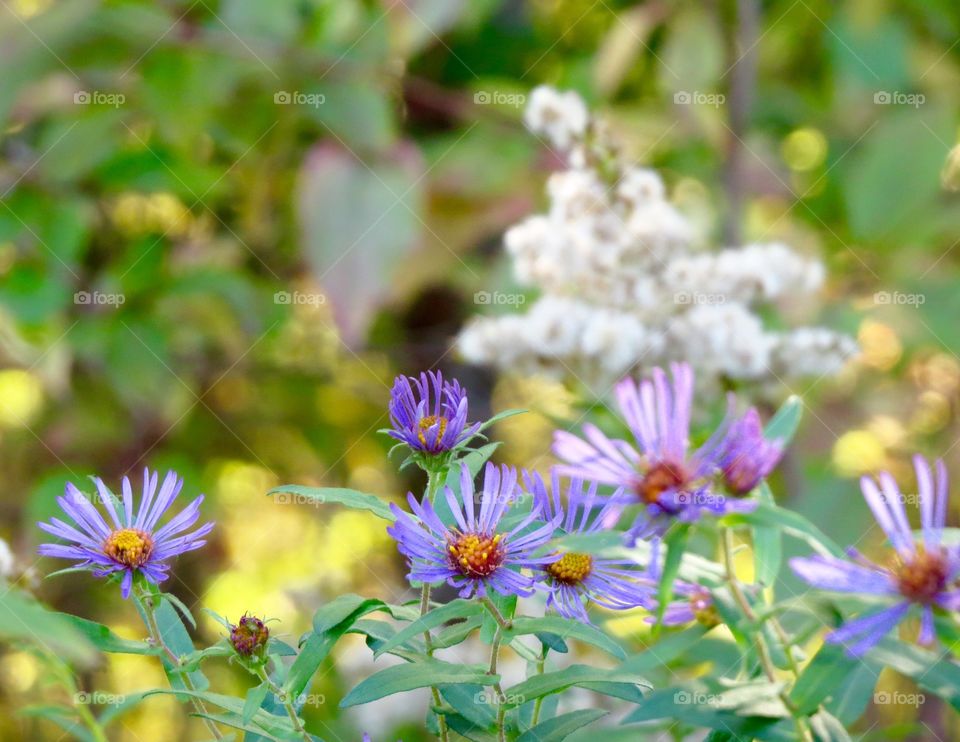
[24,365,960,741]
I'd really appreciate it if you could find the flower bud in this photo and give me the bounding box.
[229,614,269,659]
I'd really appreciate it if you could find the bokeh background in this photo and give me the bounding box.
[1,0,959,739]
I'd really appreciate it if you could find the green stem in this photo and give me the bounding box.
[480,596,513,630]
[420,583,449,742]
[255,665,311,742]
[488,626,506,742]
[135,586,224,740]
[52,656,109,742]
[529,647,549,727]
[722,529,812,742]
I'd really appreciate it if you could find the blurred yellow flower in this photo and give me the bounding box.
[0,369,44,428]
[833,430,886,476]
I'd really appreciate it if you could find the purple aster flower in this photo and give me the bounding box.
[38,469,214,599]
[716,403,785,496]
[790,455,960,656]
[553,363,752,539]
[387,462,559,598]
[641,540,720,628]
[387,370,481,457]
[527,470,650,622]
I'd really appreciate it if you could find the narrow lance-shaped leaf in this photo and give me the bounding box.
[340,659,498,707]
[374,599,482,658]
[267,485,395,522]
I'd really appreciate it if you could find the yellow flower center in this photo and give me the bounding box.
[104,528,154,568]
[545,552,593,585]
[895,548,948,604]
[447,531,504,577]
[417,415,449,448]
[635,461,688,505]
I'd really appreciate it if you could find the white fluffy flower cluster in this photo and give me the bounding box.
[459,86,857,395]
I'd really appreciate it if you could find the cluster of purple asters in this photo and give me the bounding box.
[386,364,789,623]
[38,469,213,598]
[553,362,783,540]
[386,370,481,465]
[791,455,960,655]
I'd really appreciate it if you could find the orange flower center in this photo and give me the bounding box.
[895,548,948,604]
[546,552,593,585]
[635,461,689,504]
[689,589,720,627]
[447,531,504,577]
[417,415,449,448]
[104,528,154,568]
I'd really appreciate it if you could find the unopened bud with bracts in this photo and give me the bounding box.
[229,614,269,660]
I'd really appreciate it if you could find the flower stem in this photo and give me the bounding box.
[488,625,506,742]
[420,583,449,742]
[50,655,109,742]
[529,646,549,727]
[721,528,812,742]
[255,665,311,742]
[480,596,513,630]
[135,586,224,740]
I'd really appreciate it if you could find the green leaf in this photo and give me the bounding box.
[516,709,607,742]
[477,408,526,433]
[724,502,845,558]
[790,641,865,714]
[438,683,496,729]
[502,664,649,709]
[0,590,98,665]
[175,642,233,673]
[285,595,392,698]
[655,523,690,632]
[504,616,625,660]
[55,614,157,656]
[143,689,296,739]
[434,615,483,649]
[242,682,270,724]
[159,591,197,629]
[808,709,853,742]
[340,659,497,707]
[764,395,802,445]
[753,483,783,587]
[268,485,395,521]
[312,594,389,635]
[374,599,482,658]
[867,636,960,710]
